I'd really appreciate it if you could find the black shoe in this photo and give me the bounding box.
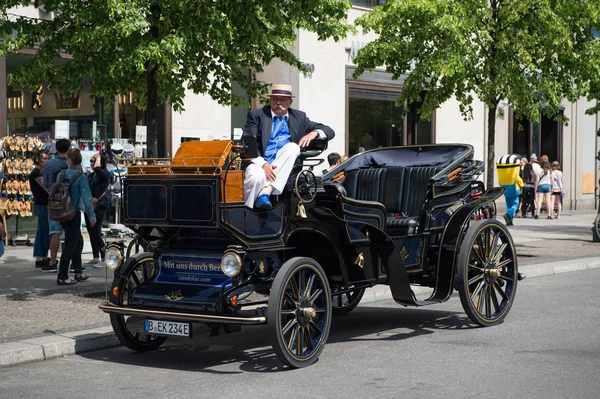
[69,266,86,273]
[517,272,526,281]
[41,263,58,273]
[534,215,539,219]
[35,259,49,268]
[74,273,89,282]
[503,213,513,226]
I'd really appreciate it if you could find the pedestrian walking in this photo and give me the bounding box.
[55,148,96,285]
[496,154,524,226]
[550,161,564,219]
[535,159,553,219]
[521,162,538,218]
[29,150,50,268]
[517,157,527,217]
[530,153,541,176]
[42,138,70,273]
[85,153,110,267]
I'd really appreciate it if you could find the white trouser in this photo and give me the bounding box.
[244,142,301,208]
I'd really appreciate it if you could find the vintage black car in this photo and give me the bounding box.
[99,140,518,368]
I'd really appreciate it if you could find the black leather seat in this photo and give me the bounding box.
[384,167,440,236]
[340,166,440,236]
[401,167,441,216]
[343,168,387,202]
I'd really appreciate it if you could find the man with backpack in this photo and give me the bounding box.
[50,148,96,285]
[41,138,70,273]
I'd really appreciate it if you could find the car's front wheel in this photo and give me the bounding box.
[268,257,332,368]
[110,255,166,351]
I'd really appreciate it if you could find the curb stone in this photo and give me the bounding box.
[1,256,598,369]
[0,326,118,368]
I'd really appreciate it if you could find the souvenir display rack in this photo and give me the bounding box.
[1,135,45,242]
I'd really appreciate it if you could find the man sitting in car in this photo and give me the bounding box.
[242,84,334,210]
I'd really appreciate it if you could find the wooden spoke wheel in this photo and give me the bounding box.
[456,220,518,327]
[109,254,166,351]
[331,286,365,315]
[268,257,332,368]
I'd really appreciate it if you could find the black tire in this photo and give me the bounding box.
[456,220,518,327]
[593,213,600,242]
[110,255,166,351]
[331,286,365,315]
[268,257,332,368]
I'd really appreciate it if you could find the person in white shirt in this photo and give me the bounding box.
[550,161,564,219]
[530,153,541,175]
[535,160,553,219]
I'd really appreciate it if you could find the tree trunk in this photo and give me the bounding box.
[146,64,159,158]
[486,105,498,189]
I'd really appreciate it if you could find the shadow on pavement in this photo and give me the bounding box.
[80,306,473,373]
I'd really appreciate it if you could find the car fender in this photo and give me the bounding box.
[431,187,505,302]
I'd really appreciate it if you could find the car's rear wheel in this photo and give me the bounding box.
[126,236,149,257]
[331,286,365,315]
[110,255,166,351]
[268,257,331,368]
[456,220,518,327]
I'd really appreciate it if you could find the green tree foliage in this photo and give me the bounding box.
[354,0,600,187]
[1,0,351,156]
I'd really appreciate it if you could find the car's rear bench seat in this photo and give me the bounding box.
[342,166,441,235]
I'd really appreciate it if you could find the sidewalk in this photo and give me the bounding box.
[1,208,599,367]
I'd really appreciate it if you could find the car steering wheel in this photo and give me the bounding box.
[294,170,318,203]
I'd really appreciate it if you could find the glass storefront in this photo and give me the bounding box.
[347,85,434,156]
[2,53,116,236]
[348,96,404,155]
[5,54,115,141]
[511,110,563,164]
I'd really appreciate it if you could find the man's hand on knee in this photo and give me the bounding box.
[263,163,277,181]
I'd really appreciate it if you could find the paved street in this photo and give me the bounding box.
[1,268,599,399]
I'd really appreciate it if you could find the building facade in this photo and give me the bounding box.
[2,3,599,211]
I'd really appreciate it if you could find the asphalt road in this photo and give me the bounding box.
[1,268,599,399]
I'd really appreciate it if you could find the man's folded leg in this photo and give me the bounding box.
[270,142,301,195]
[244,163,267,208]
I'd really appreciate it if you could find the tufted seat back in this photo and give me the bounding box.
[383,167,406,215]
[400,167,440,217]
[343,168,387,202]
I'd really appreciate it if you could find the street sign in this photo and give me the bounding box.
[55,120,69,139]
[135,125,147,143]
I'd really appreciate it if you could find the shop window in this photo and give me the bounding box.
[406,101,433,146]
[347,86,434,155]
[348,88,403,156]
[510,109,563,164]
[4,53,114,141]
[230,69,251,141]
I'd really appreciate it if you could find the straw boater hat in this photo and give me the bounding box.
[269,84,295,98]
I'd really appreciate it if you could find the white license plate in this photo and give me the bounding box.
[144,319,191,337]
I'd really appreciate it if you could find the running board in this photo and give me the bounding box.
[99,304,267,325]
